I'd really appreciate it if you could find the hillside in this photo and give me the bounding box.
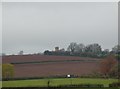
[2,55,101,78]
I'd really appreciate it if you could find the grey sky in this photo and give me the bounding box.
[2,2,118,55]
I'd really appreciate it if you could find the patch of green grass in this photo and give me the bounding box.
[2,78,118,87]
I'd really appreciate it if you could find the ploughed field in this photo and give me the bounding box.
[2,55,101,78]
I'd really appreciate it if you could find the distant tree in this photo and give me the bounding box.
[67,42,77,54]
[2,64,14,79]
[18,51,24,55]
[112,45,120,53]
[44,50,52,55]
[99,55,117,78]
[75,43,85,53]
[84,43,102,57]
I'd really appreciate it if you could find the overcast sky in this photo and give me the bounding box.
[2,2,118,55]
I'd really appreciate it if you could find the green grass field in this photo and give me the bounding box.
[2,78,118,87]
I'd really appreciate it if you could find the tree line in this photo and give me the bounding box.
[44,42,119,58]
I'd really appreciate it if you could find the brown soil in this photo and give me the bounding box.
[2,55,101,78]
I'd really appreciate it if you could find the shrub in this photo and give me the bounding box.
[109,82,120,87]
[2,64,14,80]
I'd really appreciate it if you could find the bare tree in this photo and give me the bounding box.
[85,43,101,54]
[67,42,77,54]
[75,43,85,53]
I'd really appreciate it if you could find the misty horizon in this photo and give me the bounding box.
[2,2,118,55]
[1,42,117,55]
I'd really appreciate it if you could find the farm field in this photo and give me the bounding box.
[2,55,101,78]
[2,78,118,87]
[13,61,99,78]
[2,55,101,64]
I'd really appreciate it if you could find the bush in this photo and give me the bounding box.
[2,64,14,80]
[109,82,120,87]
